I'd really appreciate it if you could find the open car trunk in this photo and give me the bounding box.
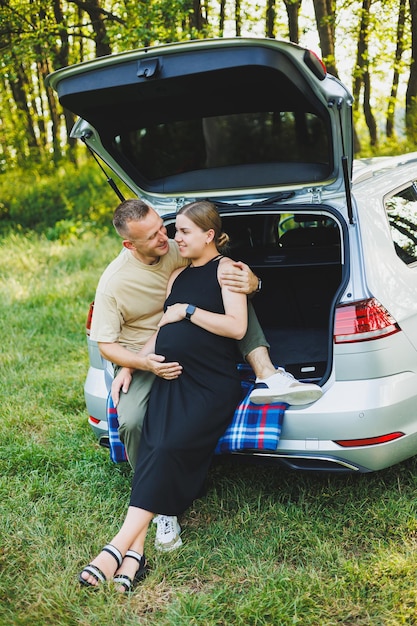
[166,206,346,384]
[46,37,353,205]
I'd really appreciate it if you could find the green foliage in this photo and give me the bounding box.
[0,160,130,239]
[110,0,214,51]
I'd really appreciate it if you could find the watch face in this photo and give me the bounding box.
[186,304,195,319]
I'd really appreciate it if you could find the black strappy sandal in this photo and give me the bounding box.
[78,543,123,588]
[113,549,149,593]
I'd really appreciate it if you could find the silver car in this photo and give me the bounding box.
[46,38,417,473]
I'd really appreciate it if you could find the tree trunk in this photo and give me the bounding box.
[39,57,64,164]
[311,1,364,161]
[9,59,39,153]
[312,0,338,77]
[283,0,301,44]
[363,70,378,146]
[360,0,377,146]
[190,0,204,30]
[266,0,276,38]
[49,0,77,161]
[352,0,368,109]
[219,0,226,36]
[235,0,241,36]
[406,0,417,143]
[352,0,378,148]
[386,0,406,138]
[68,0,114,57]
[0,72,18,168]
[86,0,112,57]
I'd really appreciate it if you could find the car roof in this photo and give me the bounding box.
[352,153,417,186]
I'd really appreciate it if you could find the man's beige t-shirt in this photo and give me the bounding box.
[90,240,187,352]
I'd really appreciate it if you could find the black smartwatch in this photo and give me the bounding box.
[185,304,196,320]
[255,277,262,293]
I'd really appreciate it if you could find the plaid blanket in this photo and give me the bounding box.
[106,385,287,463]
[107,394,128,463]
[214,387,287,454]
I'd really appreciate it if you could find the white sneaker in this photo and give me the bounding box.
[249,368,323,405]
[153,515,182,552]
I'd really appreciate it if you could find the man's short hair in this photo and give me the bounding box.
[113,199,151,237]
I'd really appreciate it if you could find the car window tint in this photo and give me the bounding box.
[112,110,329,183]
[385,183,417,266]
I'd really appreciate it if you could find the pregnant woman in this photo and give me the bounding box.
[79,200,247,592]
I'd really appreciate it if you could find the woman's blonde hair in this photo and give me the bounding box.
[177,201,229,251]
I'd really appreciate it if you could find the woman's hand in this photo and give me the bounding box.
[158,303,187,327]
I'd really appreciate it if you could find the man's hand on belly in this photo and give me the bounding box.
[147,353,183,380]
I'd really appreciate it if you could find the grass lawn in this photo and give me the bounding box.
[1,231,417,626]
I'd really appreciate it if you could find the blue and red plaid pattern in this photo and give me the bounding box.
[106,384,287,463]
[214,388,287,454]
[107,393,128,463]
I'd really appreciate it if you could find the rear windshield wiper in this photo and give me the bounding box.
[211,192,295,209]
[255,192,295,205]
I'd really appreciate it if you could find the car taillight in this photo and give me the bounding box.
[334,298,400,344]
[334,432,404,447]
[86,301,94,336]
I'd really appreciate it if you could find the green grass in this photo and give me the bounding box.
[2,231,417,625]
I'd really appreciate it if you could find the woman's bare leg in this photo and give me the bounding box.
[112,509,153,590]
[79,507,154,587]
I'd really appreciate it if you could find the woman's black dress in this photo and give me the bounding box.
[130,257,242,515]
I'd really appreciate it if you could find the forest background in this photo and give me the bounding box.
[1,0,417,234]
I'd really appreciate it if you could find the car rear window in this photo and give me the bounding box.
[112,109,329,186]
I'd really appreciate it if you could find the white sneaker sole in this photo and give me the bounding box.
[249,385,323,406]
[154,534,183,552]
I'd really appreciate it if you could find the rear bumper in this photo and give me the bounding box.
[240,429,417,473]
[84,364,417,472]
[270,371,417,471]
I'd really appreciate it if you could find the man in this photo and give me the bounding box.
[90,199,322,551]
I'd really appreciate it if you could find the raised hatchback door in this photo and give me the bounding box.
[46,38,353,201]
